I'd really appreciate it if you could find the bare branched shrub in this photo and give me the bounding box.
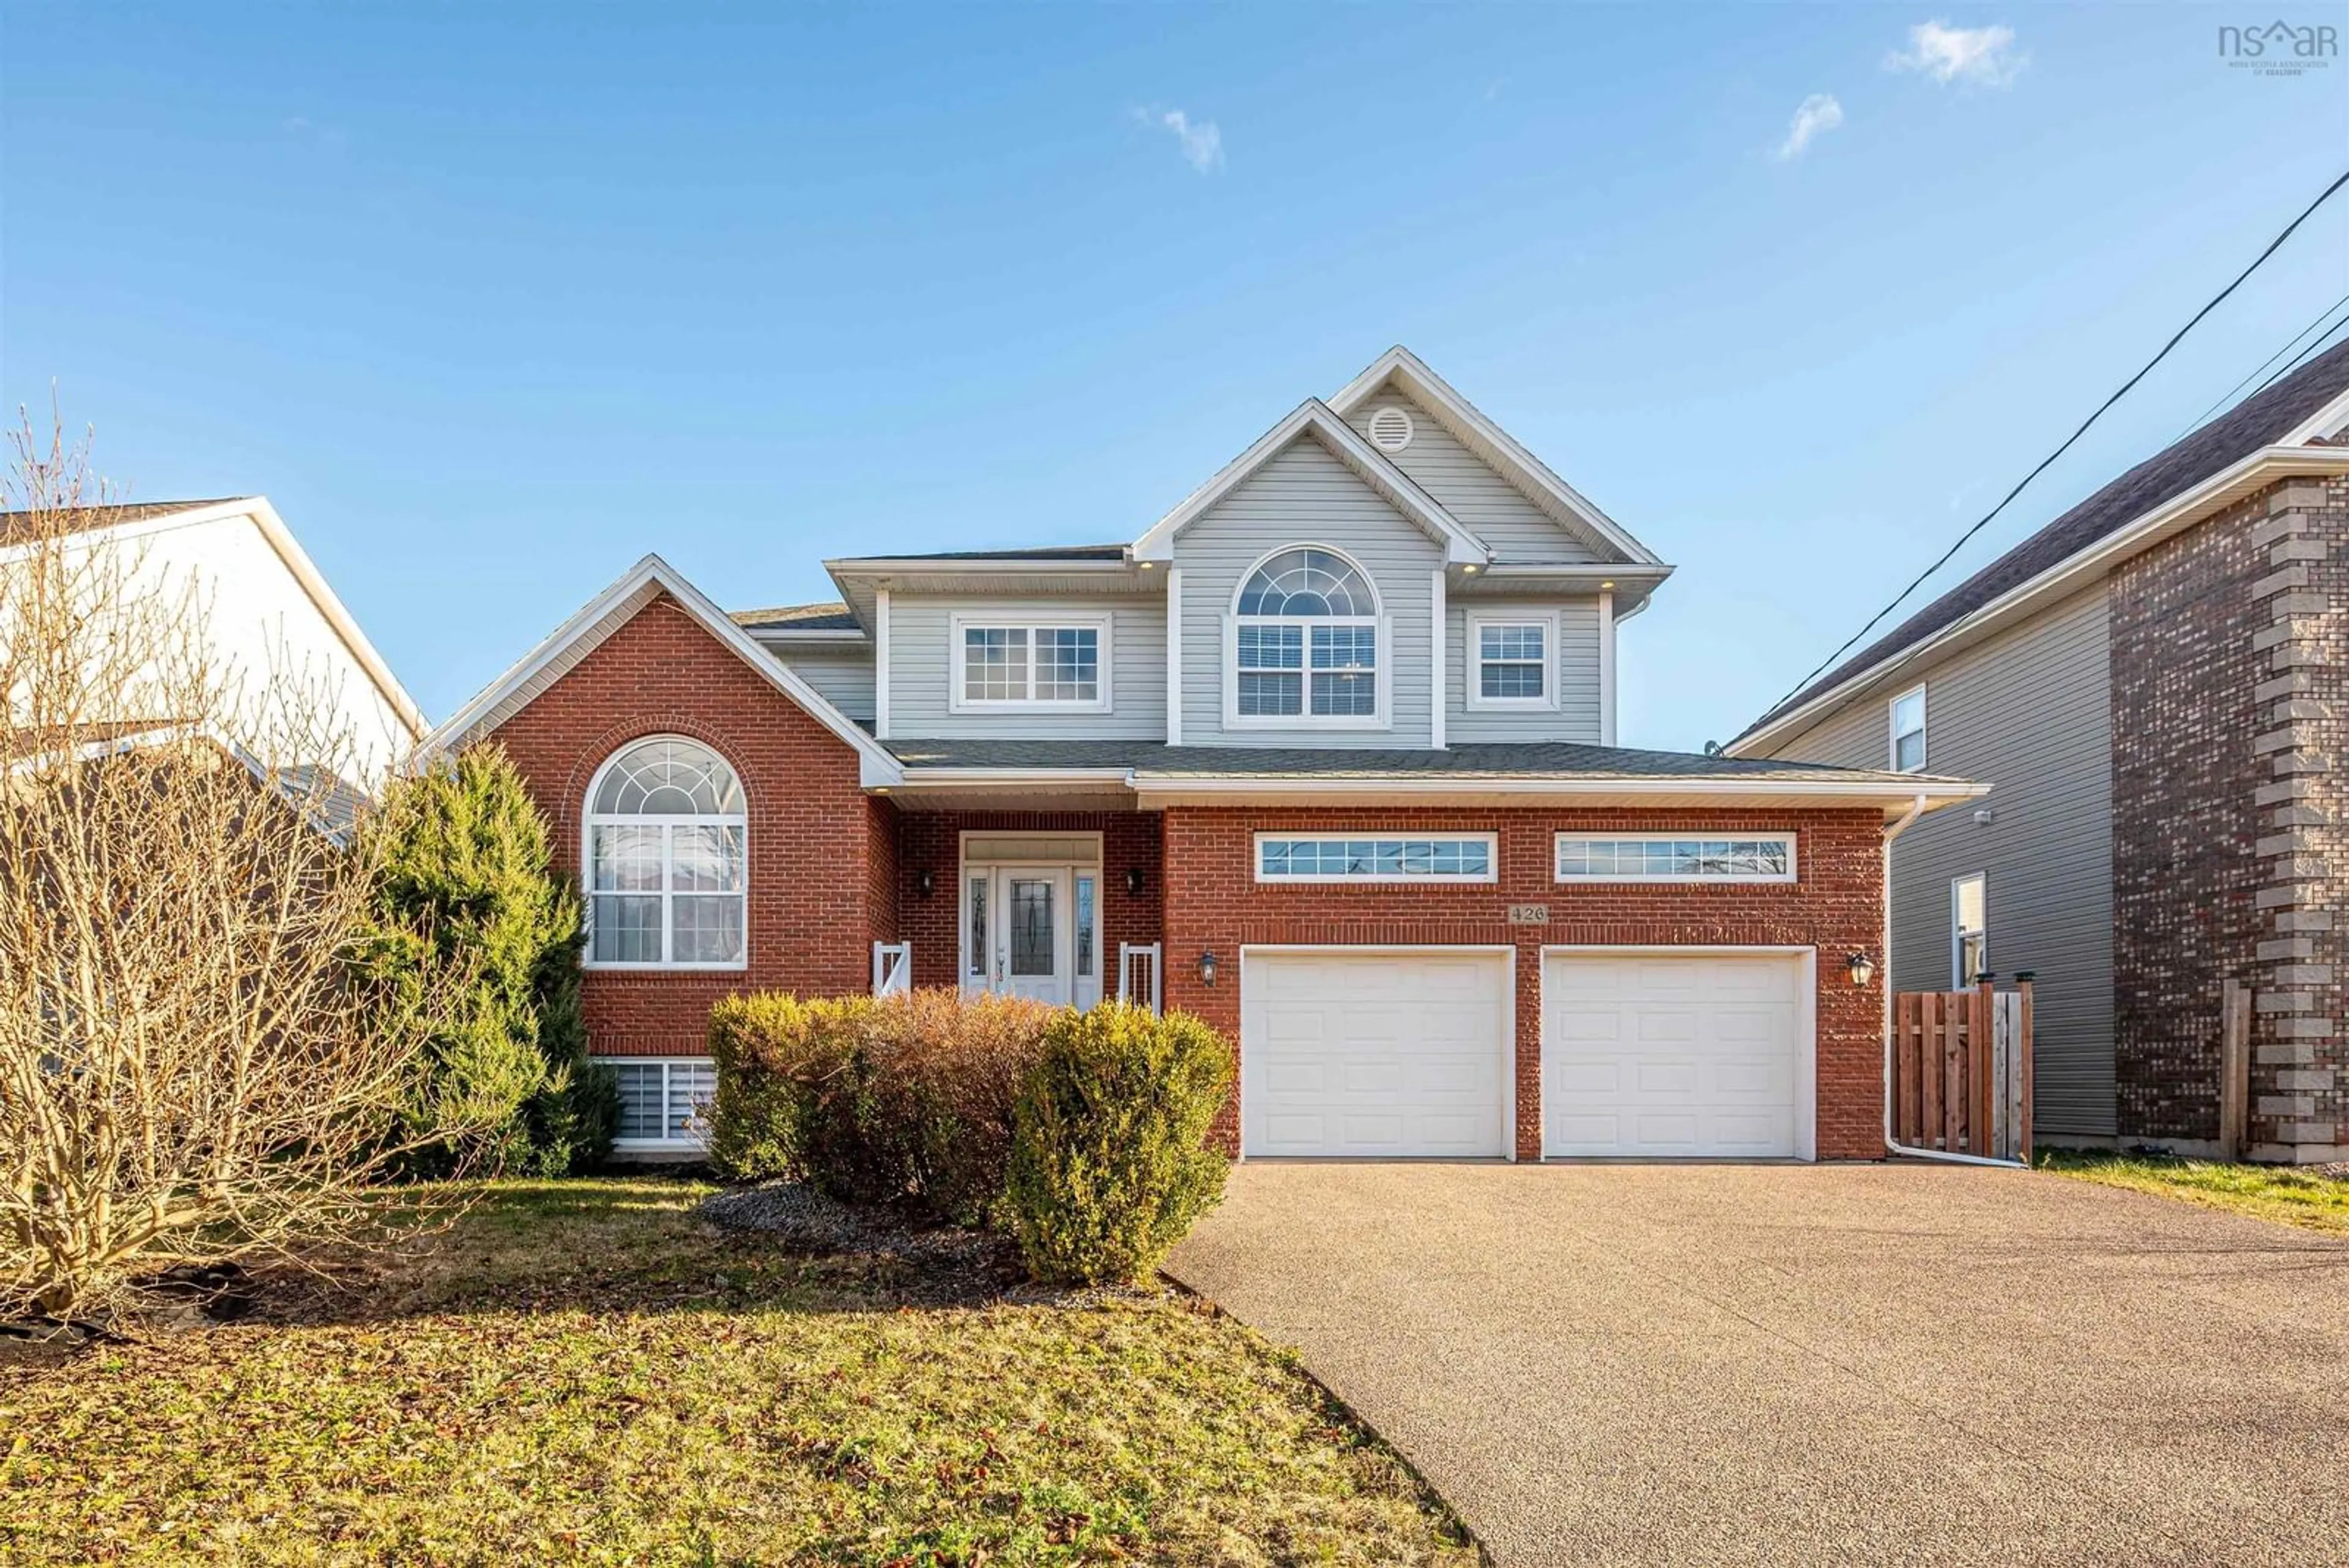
[0,411,476,1317]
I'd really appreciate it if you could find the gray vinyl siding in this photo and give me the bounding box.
[886,595,1166,738]
[1768,587,2116,1137]
[1346,393,1597,563]
[770,645,875,723]
[1176,434,1438,748]
[1447,596,1603,742]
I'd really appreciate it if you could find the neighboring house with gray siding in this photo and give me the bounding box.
[1729,341,2349,1163]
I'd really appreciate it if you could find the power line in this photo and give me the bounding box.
[2180,288,2349,435]
[2242,302,2349,405]
[1764,165,2349,717]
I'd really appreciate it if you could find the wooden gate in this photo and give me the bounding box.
[1891,978,2034,1163]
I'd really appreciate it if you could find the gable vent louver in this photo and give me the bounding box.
[1367,405,1415,453]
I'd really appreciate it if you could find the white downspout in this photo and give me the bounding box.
[1878,793,2014,1167]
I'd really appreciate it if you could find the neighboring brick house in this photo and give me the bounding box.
[1728,342,2349,1164]
[426,347,1978,1159]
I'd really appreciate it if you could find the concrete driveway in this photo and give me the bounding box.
[1165,1162,2349,1567]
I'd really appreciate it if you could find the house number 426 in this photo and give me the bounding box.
[1507,904,1550,926]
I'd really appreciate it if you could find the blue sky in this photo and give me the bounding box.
[4,3,2343,749]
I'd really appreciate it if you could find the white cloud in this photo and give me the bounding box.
[1140,107,1224,173]
[1887,20,2026,86]
[1773,94,1845,162]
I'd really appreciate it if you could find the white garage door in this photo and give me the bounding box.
[1243,949,1510,1157]
[1542,951,1806,1158]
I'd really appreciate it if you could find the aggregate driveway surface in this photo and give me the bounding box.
[1165,1162,2349,1567]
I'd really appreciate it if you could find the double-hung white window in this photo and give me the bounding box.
[585,738,747,969]
[1890,686,1927,773]
[1469,612,1557,709]
[610,1058,717,1150]
[950,615,1110,712]
[1230,546,1386,727]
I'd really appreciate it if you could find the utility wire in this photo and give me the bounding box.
[1763,165,2349,717]
[2180,287,2349,435]
[2242,303,2349,405]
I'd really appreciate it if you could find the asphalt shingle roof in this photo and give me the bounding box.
[0,497,244,543]
[1740,339,2349,740]
[730,601,862,631]
[836,543,1129,563]
[883,736,1946,782]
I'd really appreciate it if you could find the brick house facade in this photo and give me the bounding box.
[428,347,1980,1161]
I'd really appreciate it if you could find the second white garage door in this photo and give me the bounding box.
[1542,951,1808,1158]
[1242,949,1511,1158]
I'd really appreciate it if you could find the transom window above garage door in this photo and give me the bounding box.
[1256,833,1496,883]
[1554,833,1795,883]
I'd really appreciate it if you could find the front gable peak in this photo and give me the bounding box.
[1132,398,1487,566]
[1329,347,1661,567]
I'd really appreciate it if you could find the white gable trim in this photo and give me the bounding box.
[1132,399,1488,567]
[2279,379,2349,448]
[1329,347,1663,567]
[419,554,904,787]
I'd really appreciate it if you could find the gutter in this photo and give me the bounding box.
[1877,792,2017,1167]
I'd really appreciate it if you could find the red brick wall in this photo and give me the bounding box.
[1158,806,1889,1161]
[894,811,1163,990]
[484,593,876,1057]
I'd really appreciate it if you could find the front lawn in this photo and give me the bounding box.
[0,1179,1472,1566]
[2038,1150,2349,1236]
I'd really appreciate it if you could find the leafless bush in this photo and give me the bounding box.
[0,410,476,1317]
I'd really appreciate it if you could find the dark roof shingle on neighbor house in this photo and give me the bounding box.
[0,497,245,544]
[1740,339,2349,739]
[836,543,1130,563]
[883,735,1954,783]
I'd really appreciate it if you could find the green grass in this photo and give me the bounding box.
[2038,1150,2349,1236]
[0,1179,1473,1566]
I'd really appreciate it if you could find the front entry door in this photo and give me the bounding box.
[963,866,1072,1005]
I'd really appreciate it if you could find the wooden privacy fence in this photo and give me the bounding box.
[1892,977,2035,1163]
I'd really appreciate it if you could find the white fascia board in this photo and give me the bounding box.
[1327,347,1664,567]
[1131,399,1489,567]
[418,553,905,787]
[746,626,869,645]
[1129,772,1986,819]
[0,497,432,743]
[1729,444,2349,757]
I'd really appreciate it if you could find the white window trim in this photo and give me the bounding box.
[1222,543,1392,732]
[948,612,1114,714]
[1466,609,1560,712]
[1552,831,1798,885]
[1890,684,1928,773]
[606,1056,717,1151]
[1951,873,1987,989]
[582,738,749,973]
[1253,830,1499,885]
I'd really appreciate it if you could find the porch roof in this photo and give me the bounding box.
[877,737,1984,817]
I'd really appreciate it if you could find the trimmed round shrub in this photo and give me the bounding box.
[1005,1003,1233,1285]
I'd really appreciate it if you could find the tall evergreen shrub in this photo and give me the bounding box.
[360,744,616,1174]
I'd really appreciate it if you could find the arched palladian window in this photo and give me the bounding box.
[1234,546,1381,721]
[585,738,746,968]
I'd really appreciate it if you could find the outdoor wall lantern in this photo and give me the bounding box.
[1846,951,1877,987]
[1125,866,1146,896]
[1197,949,1219,987]
[915,869,935,898]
